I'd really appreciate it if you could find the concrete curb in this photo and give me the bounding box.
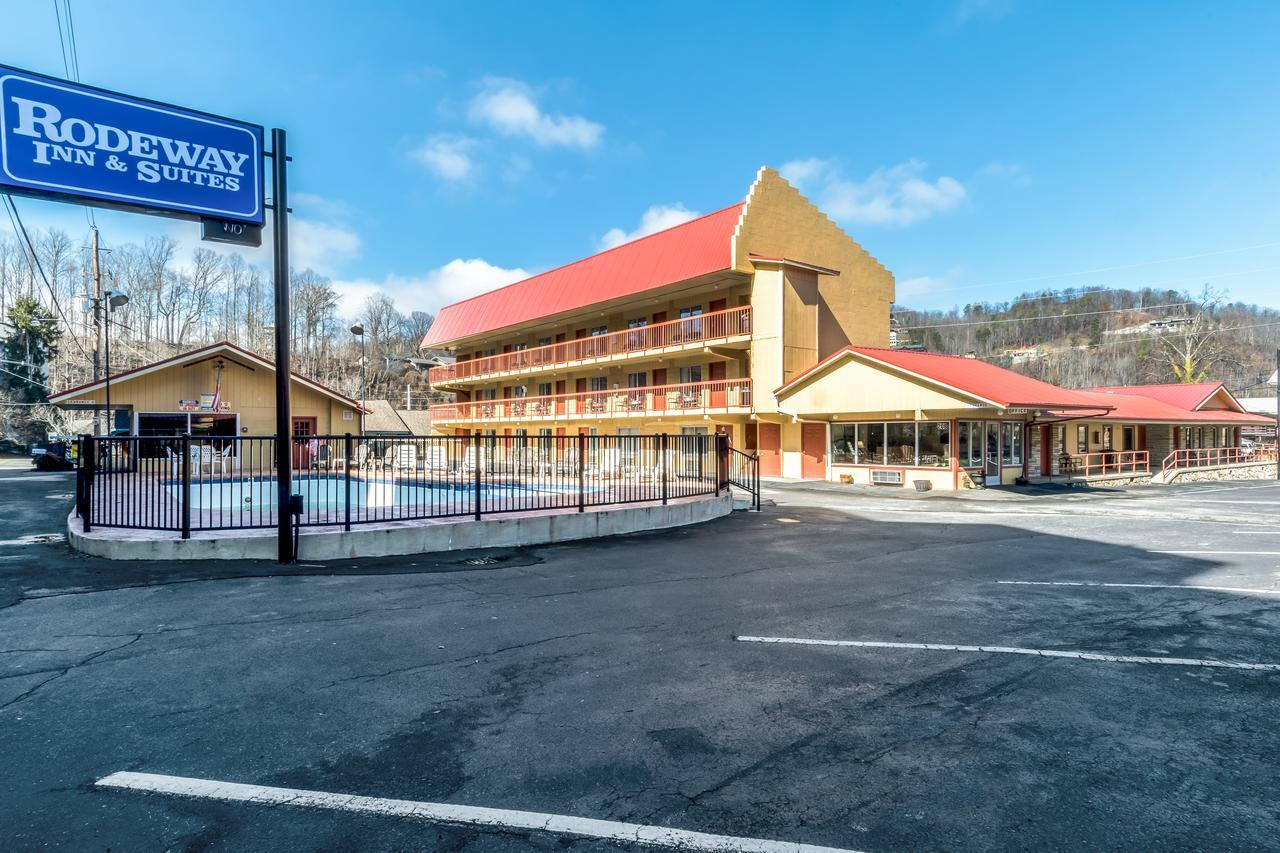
[67,494,733,561]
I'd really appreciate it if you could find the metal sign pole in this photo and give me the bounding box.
[270,128,294,562]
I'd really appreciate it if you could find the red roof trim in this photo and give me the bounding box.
[776,346,1110,411]
[422,202,745,347]
[48,341,368,411]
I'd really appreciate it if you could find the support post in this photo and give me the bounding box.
[344,433,353,532]
[473,431,482,521]
[660,432,669,506]
[1275,347,1279,481]
[577,432,586,513]
[181,433,191,540]
[270,128,294,562]
[80,434,94,531]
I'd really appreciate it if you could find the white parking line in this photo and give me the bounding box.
[734,636,1280,671]
[95,772,864,853]
[1154,550,1280,556]
[1230,530,1280,535]
[996,580,1280,596]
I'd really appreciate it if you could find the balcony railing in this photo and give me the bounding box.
[1059,450,1150,477]
[1161,445,1278,475]
[431,378,753,423]
[430,306,751,385]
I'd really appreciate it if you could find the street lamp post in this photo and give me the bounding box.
[103,291,129,434]
[350,323,366,434]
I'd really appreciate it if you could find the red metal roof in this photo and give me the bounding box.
[1090,382,1226,411]
[777,346,1109,410]
[1079,384,1272,424]
[422,202,745,347]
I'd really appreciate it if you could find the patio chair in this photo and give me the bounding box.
[355,444,383,471]
[423,444,451,474]
[598,447,623,480]
[388,443,418,474]
[462,445,487,474]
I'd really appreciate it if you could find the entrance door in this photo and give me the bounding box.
[801,422,827,479]
[292,416,318,469]
[984,421,1001,486]
[708,361,726,407]
[758,422,781,476]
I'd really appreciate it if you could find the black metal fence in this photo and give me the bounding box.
[77,432,744,538]
[726,446,761,511]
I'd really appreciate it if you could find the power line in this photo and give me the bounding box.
[2,193,93,362]
[898,301,1192,330]
[53,0,95,228]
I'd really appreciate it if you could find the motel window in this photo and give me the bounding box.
[1077,424,1088,452]
[513,343,528,351]
[478,388,497,401]
[678,365,703,385]
[536,337,552,347]
[1053,424,1066,455]
[678,305,703,318]
[590,325,608,336]
[514,385,527,398]
[1102,425,1113,450]
[537,382,552,397]
[1002,423,1023,465]
[917,422,950,468]
[627,371,647,388]
[627,317,648,328]
[1222,427,1230,446]
[590,376,608,392]
[476,348,496,358]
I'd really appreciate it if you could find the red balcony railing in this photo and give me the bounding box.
[1060,450,1149,477]
[1161,445,1278,476]
[430,378,753,423]
[429,306,751,385]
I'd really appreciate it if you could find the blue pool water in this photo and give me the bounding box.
[172,475,580,511]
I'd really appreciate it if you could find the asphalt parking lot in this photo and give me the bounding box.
[3,469,1280,852]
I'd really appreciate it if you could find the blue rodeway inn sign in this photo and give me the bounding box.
[0,65,263,224]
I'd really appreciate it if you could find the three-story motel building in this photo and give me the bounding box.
[422,168,1268,489]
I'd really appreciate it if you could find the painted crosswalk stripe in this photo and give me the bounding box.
[95,772,865,853]
[996,580,1280,597]
[734,636,1280,671]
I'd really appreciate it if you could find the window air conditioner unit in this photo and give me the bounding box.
[871,469,904,485]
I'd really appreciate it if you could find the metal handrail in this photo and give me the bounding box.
[431,378,753,423]
[430,306,751,385]
[1062,450,1150,477]
[1161,445,1279,475]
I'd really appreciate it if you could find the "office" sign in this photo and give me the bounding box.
[0,65,263,225]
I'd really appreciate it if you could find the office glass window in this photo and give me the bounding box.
[886,422,918,465]
[831,424,858,464]
[1002,423,1023,465]
[1077,424,1088,452]
[917,421,950,468]
[863,423,886,464]
[957,421,982,467]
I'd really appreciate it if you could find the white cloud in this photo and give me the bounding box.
[331,257,530,318]
[468,77,603,149]
[289,217,362,275]
[599,203,701,250]
[781,158,966,227]
[411,134,478,182]
[977,160,1032,186]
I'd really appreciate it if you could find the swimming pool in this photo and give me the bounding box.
[171,475,583,511]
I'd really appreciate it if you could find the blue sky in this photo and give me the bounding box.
[5,0,1279,318]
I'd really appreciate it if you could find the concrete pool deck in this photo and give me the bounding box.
[67,492,733,561]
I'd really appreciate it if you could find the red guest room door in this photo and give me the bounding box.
[801,422,827,479]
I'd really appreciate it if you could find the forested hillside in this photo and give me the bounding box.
[0,225,447,441]
[893,286,1280,395]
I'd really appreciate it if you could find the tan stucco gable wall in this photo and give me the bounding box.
[732,167,895,355]
[777,354,988,419]
[56,357,359,434]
